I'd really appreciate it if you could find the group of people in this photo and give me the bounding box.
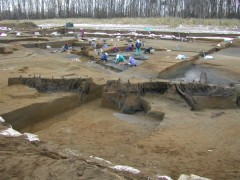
[100,52,136,66]
[100,39,143,66]
[115,54,137,66]
[112,39,142,56]
[63,28,85,51]
[64,34,147,67]
[116,55,137,66]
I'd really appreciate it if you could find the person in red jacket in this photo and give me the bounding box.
[112,44,119,53]
[80,28,85,39]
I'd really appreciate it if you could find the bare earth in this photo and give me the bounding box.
[0,33,240,180]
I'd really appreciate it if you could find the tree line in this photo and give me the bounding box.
[0,0,239,20]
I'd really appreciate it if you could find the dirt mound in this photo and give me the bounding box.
[0,47,12,54]
[232,38,240,47]
[0,21,38,29]
[0,124,145,180]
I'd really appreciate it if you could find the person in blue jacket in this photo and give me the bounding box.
[115,54,126,65]
[126,43,134,51]
[100,52,108,62]
[135,39,142,56]
[129,57,137,66]
[63,43,69,51]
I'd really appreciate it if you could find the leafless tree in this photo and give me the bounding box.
[0,0,239,20]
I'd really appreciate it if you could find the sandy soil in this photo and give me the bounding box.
[20,95,240,180]
[0,129,144,180]
[198,47,240,75]
[0,32,240,180]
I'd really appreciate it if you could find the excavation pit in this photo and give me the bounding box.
[1,25,240,180]
[96,58,144,72]
[5,75,238,132]
[1,77,103,130]
[166,64,240,86]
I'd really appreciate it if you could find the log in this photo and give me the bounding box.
[175,84,197,110]
[199,71,207,84]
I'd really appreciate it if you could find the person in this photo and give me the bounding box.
[112,44,119,53]
[63,43,69,51]
[100,52,108,62]
[102,43,108,49]
[135,39,142,56]
[144,47,153,54]
[90,40,96,48]
[80,28,85,39]
[115,54,126,65]
[128,57,137,66]
[126,43,134,51]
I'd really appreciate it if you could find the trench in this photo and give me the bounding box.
[2,44,240,131]
[162,63,240,86]
[0,76,239,180]
[1,24,240,179]
[1,77,104,131]
[4,74,235,130]
[2,94,84,130]
[157,44,240,85]
[1,49,239,180]
[1,77,167,132]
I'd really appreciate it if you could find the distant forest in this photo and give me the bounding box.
[0,0,239,20]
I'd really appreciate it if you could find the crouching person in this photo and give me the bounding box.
[126,43,134,51]
[115,54,126,65]
[100,52,108,62]
[63,43,69,51]
[144,47,154,54]
[112,44,119,53]
[128,57,137,67]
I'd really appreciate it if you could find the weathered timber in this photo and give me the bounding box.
[175,84,197,110]
[199,71,207,84]
[8,76,97,94]
[103,79,237,111]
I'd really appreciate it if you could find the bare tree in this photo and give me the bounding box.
[0,0,239,20]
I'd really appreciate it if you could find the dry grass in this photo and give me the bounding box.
[34,18,240,27]
[0,21,38,28]
[3,18,240,28]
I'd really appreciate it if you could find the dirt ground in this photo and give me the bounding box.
[0,30,240,180]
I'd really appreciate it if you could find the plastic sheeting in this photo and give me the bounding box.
[0,33,7,36]
[111,165,140,174]
[0,116,5,123]
[178,174,211,180]
[23,133,40,142]
[176,54,188,60]
[0,127,22,137]
[0,127,40,142]
[204,55,214,60]
[157,176,173,180]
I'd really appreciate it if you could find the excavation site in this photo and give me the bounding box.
[0,22,240,180]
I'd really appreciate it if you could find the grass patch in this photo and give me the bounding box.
[0,20,38,29]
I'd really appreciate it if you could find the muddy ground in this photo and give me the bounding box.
[0,26,240,180]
